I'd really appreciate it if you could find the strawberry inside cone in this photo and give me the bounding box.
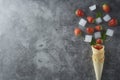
[93,44,103,50]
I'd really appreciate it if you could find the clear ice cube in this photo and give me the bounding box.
[84,35,92,42]
[79,18,87,27]
[103,14,111,22]
[89,5,96,11]
[95,17,102,24]
[106,29,114,36]
[94,32,101,39]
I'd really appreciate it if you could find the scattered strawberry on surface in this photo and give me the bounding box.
[95,25,102,31]
[96,39,103,44]
[87,16,95,23]
[102,3,110,13]
[75,9,84,17]
[86,27,94,34]
[93,44,103,50]
[74,27,82,36]
[108,18,118,27]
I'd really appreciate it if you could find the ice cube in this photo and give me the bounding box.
[89,5,96,11]
[84,35,92,42]
[103,14,111,22]
[94,32,101,39]
[95,17,102,24]
[106,29,114,36]
[79,18,87,27]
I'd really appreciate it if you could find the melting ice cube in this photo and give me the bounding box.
[79,18,87,27]
[106,29,114,36]
[84,35,92,42]
[94,32,101,39]
[89,5,96,11]
[95,17,102,24]
[103,14,111,22]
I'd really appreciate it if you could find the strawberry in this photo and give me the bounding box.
[93,44,103,50]
[86,27,94,34]
[87,16,95,23]
[96,39,103,44]
[108,18,118,27]
[95,25,102,31]
[74,28,82,36]
[75,9,84,17]
[102,3,110,13]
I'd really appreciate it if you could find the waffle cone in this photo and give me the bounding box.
[91,45,105,80]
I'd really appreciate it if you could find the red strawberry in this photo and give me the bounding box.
[95,25,102,31]
[75,9,84,17]
[74,28,82,36]
[96,39,103,44]
[93,44,103,50]
[86,27,94,34]
[102,3,110,13]
[108,18,118,27]
[87,16,95,23]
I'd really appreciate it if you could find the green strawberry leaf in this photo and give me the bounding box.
[101,29,107,41]
[102,3,107,5]
[96,11,102,18]
[90,38,96,45]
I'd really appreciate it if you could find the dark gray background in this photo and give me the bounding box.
[0,0,120,80]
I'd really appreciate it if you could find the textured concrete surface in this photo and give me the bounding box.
[0,0,120,80]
